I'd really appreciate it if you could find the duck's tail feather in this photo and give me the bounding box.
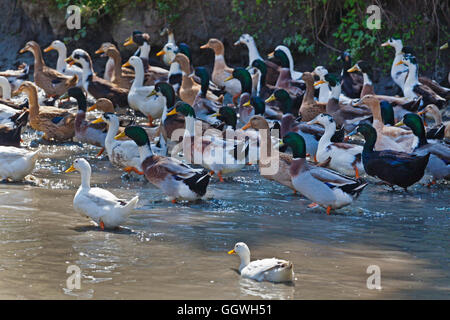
[183,169,211,197]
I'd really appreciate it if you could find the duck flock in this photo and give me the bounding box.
[0,29,449,283]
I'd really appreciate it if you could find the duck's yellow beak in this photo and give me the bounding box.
[43,46,54,53]
[166,108,177,116]
[210,113,220,118]
[19,46,28,54]
[122,61,131,68]
[87,104,97,112]
[394,121,404,127]
[65,56,75,66]
[395,60,405,66]
[241,122,252,130]
[265,94,276,103]
[224,75,233,82]
[65,164,76,173]
[278,141,285,147]
[147,90,157,98]
[314,80,326,86]
[91,117,104,124]
[347,65,359,73]
[242,100,251,107]
[440,43,449,50]
[95,48,104,54]
[268,51,275,58]
[417,110,426,116]
[381,41,390,47]
[156,50,165,57]
[114,132,126,140]
[227,249,235,255]
[123,37,134,47]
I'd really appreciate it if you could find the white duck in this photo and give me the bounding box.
[308,114,365,178]
[44,40,83,86]
[0,146,39,181]
[228,242,294,283]
[381,38,408,90]
[65,158,139,230]
[123,56,164,126]
[312,66,353,104]
[234,34,263,67]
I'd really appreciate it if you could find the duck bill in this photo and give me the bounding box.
[156,50,165,57]
[122,61,131,68]
[210,113,220,118]
[114,132,126,140]
[91,117,104,124]
[241,122,252,130]
[43,46,54,53]
[394,121,404,127]
[19,47,27,54]
[147,90,157,98]
[267,51,275,58]
[440,43,449,50]
[200,43,209,49]
[347,65,359,73]
[233,40,241,46]
[227,249,235,255]
[314,80,326,86]
[394,60,404,66]
[166,108,177,116]
[59,92,69,100]
[95,48,104,54]
[123,37,134,47]
[306,120,319,126]
[65,164,76,173]
[381,41,390,47]
[242,100,251,107]
[87,104,97,112]
[417,110,426,116]
[65,57,75,66]
[265,94,276,103]
[224,75,233,82]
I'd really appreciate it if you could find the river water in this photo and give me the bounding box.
[0,125,449,300]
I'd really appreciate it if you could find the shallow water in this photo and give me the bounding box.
[0,128,449,299]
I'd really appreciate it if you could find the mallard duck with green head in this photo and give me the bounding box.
[281,132,367,214]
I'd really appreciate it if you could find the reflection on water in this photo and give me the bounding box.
[0,128,449,299]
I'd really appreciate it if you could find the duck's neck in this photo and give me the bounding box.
[245,40,262,65]
[169,61,182,76]
[0,79,11,100]
[105,119,120,148]
[430,110,443,126]
[257,69,266,95]
[363,135,376,153]
[79,60,94,91]
[214,54,230,73]
[318,121,335,150]
[78,167,91,189]
[370,103,383,126]
[330,84,341,100]
[24,87,40,119]
[131,61,145,89]
[55,46,68,72]
[110,52,123,82]
[404,62,420,88]
[317,80,331,103]
[363,72,373,87]
[167,32,175,44]
[139,43,151,59]
[184,115,195,137]
[31,46,45,71]
[239,253,251,272]
[304,78,315,103]
[139,142,153,161]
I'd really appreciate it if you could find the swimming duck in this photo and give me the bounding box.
[118,125,211,202]
[95,44,134,89]
[313,73,371,130]
[353,95,416,152]
[338,51,363,99]
[241,115,295,190]
[15,81,75,141]
[347,60,375,97]
[307,114,365,178]
[298,72,326,122]
[396,54,446,109]
[417,104,449,141]
[168,103,246,182]
[19,41,78,97]
[228,242,294,283]
[123,56,164,126]
[281,132,367,214]
[200,38,241,96]
[43,40,83,86]
[0,111,28,147]
[61,87,107,147]
[0,146,39,181]
[350,123,429,191]
[0,62,29,92]
[65,158,139,230]
[92,112,143,174]
[395,113,449,184]
[66,49,129,108]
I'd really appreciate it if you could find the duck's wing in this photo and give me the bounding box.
[245,258,291,277]
[309,166,359,186]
